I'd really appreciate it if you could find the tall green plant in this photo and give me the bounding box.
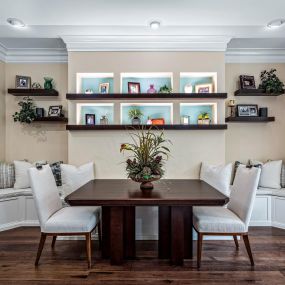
[259,69,284,93]
[120,128,171,181]
[13,96,36,124]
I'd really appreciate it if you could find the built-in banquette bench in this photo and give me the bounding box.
[1,186,285,234]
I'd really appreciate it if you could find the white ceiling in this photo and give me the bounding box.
[0,0,284,50]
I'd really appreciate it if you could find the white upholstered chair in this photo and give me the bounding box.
[29,165,101,268]
[193,165,261,268]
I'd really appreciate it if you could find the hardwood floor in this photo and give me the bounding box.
[0,227,285,284]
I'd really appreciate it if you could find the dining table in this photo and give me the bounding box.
[65,179,229,265]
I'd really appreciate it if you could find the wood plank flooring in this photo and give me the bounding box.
[0,227,285,284]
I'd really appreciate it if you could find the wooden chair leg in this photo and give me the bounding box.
[35,233,47,266]
[197,233,203,269]
[98,222,102,250]
[85,233,92,269]
[51,236,57,249]
[233,235,239,250]
[243,234,254,266]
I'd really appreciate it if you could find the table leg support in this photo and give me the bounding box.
[124,206,136,259]
[158,206,171,259]
[101,206,110,259]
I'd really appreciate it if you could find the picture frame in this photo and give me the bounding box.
[239,75,256,89]
[99,83,110,94]
[15,75,31,89]
[128,82,141,94]
[48,105,62,117]
[85,114,95,125]
[237,104,258,117]
[195,84,213,93]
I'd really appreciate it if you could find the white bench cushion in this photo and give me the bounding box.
[193,206,246,233]
[257,187,285,197]
[0,188,33,199]
[43,206,100,233]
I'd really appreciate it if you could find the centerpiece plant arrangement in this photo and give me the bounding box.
[13,96,37,124]
[259,69,284,94]
[120,128,171,191]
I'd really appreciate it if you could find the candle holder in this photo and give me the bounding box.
[228,99,236,117]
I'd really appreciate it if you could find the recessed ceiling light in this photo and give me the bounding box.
[7,18,25,28]
[267,19,285,29]
[150,21,160,30]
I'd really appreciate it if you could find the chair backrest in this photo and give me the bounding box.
[228,165,261,230]
[29,165,62,231]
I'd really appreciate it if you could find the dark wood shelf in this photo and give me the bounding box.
[66,93,227,100]
[225,117,275,123]
[234,89,284,96]
[8,89,59,96]
[66,124,228,131]
[34,117,68,123]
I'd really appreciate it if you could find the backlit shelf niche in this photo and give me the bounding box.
[180,72,217,93]
[120,72,173,93]
[76,73,114,94]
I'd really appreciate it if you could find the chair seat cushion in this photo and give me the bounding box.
[43,206,100,233]
[193,206,246,233]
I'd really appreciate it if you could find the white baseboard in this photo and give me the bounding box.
[250,221,272,227]
[0,220,39,232]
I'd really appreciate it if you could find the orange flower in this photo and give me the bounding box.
[120,143,132,152]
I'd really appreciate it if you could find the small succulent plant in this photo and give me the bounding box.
[13,96,36,124]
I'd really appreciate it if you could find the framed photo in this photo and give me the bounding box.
[237,104,258,117]
[195,84,213,93]
[99,83,110,94]
[128,82,141,94]
[15,75,31,89]
[85,114,95,125]
[48,105,62,117]
[239,75,256,89]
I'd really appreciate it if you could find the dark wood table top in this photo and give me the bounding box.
[65,179,229,207]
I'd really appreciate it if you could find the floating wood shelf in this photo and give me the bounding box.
[8,89,59,96]
[34,117,68,123]
[66,93,227,100]
[234,89,284,96]
[225,117,275,123]
[66,124,228,131]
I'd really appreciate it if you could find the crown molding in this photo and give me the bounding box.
[226,48,285,63]
[61,35,231,52]
[0,43,7,62]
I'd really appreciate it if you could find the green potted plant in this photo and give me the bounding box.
[198,113,211,125]
[259,69,284,94]
[120,128,171,191]
[13,96,36,124]
[159,85,172,94]
[128,108,143,125]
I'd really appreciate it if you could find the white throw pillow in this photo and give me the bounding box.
[14,160,33,189]
[200,162,232,197]
[61,162,94,196]
[250,159,282,189]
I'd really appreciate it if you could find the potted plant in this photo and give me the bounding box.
[120,128,171,191]
[198,113,211,125]
[159,85,172,94]
[128,108,143,125]
[259,69,284,94]
[13,96,37,124]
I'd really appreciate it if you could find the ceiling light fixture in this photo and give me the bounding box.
[150,21,160,30]
[7,18,26,28]
[267,19,285,29]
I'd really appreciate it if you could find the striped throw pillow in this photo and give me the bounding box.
[0,163,15,189]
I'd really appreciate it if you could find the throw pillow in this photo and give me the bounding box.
[50,161,63,186]
[250,159,282,189]
[14,160,33,189]
[200,162,232,197]
[0,162,15,189]
[61,162,94,196]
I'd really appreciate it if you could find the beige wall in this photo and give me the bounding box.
[68,51,226,178]
[0,61,5,161]
[5,63,68,163]
[225,63,285,164]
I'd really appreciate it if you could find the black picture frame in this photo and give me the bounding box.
[237,104,258,117]
[15,75,31,89]
[85,114,95,125]
[239,75,256,90]
[48,105,62,117]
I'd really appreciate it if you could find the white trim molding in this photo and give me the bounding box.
[61,35,231,52]
[226,48,285,63]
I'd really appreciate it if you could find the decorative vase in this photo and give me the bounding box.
[147,84,157,94]
[184,84,193,93]
[132,117,141,125]
[131,176,161,192]
[100,115,108,125]
[44,77,53,90]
